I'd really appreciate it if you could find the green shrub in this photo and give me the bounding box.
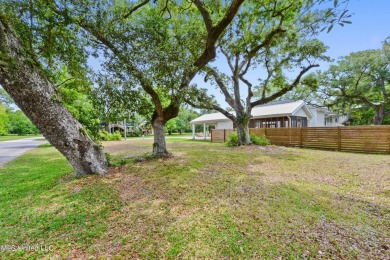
[227,132,270,146]
[128,129,141,137]
[97,130,122,141]
[111,131,122,141]
[226,132,239,147]
[250,134,270,146]
[105,152,129,166]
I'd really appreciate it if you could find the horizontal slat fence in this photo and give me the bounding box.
[302,127,339,150]
[263,128,302,147]
[211,126,390,154]
[249,128,266,137]
[211,129,234,143]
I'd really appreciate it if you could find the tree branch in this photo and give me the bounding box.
[192,0,213,34]
[251,64,319,107]
[193,0,245,70]
[206,67,235,108]
[123,0,150,19]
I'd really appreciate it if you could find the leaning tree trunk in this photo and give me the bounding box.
[152,117,168,156]
[0,16,107,175]
[374,105,385,125]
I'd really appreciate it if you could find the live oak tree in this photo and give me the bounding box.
[45,0,245,156]
[0,8,108,175]
[187,0,350,145]
[321,38,390,125]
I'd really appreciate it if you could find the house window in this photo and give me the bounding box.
[302,117,307,127]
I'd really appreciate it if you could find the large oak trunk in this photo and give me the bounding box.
[235,113,251,146]
[236,121,251,146]
[152,117,168,156]
[374,105,385,125]
[0,16,107,175]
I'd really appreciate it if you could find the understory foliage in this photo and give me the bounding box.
[0,107,40,136]
[97,130,122,141]
[0,103,9,135]
[250,134,271,146]
[227,132,270,147]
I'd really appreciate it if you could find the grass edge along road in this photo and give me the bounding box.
[0,140,389,258]
[0,135,42,142]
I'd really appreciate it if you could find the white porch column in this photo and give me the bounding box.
[123,119,127,140]
[203,123,206,140]
[192,124,195,139]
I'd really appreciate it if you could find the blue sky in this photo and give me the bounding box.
[86,0,390,110]
[197,0,390,108]
[317,0,389,60]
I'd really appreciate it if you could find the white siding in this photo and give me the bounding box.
[308,109,318,127]
[294,108,309,117]
[216,120,233,129]
[316,111,326,126]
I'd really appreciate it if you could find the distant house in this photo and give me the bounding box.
[190,100,347,138]
[308,106,348,127]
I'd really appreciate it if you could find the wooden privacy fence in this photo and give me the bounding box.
[211,126,390,154]
[211,129,235,142]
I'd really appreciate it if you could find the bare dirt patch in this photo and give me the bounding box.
[304,218,390,259]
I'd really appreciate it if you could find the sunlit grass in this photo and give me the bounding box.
[1,140,389,258]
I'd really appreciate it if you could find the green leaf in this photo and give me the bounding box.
[327,24,334,33]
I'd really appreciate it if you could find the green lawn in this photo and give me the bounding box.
[1,140,389,258]
[0,134,42,142]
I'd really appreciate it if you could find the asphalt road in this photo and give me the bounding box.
[0,137,47,168]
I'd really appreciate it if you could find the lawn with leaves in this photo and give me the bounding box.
[1,140,389,258]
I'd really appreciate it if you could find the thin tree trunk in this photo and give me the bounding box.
[0,16,107,175]
[152,117,168,156]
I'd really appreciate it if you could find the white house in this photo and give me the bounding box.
[308,106,349,127]
[190,100,347,139]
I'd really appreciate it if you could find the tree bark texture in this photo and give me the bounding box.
[374,105,386,125]
[152,117,168,156]
[150,103,180,156]
[235,113,251,146]
[0,16,108,175]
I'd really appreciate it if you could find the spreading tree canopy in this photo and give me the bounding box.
[42,0,245,156]
[321,37,390,125]
[186,0,351,145]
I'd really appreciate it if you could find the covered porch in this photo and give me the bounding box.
[190,122,214,140]
[190,112,234,140]
[249,116,308,128]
